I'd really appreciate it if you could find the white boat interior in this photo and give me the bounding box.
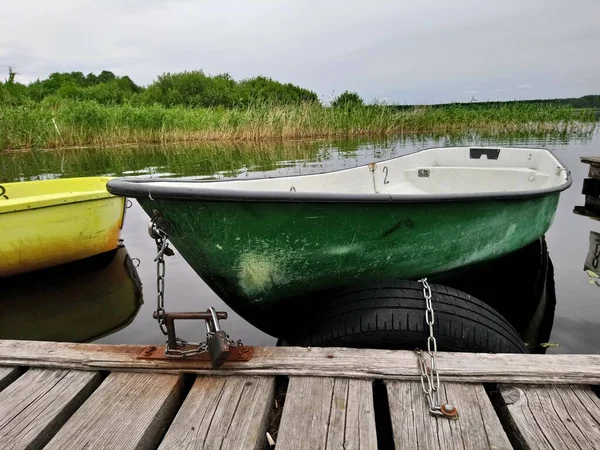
[149,147,569,196]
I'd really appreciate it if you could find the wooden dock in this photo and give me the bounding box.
[574,156,600,220]
[1,340,600,449]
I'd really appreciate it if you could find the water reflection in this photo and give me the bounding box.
[0,234,557,352]
[443,238,556,354]
[584,232,600,278]
[1,129,599,353]
[1,126,596,183]
[0,246,143,342]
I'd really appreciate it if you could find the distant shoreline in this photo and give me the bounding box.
[2,69,598,151]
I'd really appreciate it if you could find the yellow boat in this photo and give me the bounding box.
[0,177,125,277]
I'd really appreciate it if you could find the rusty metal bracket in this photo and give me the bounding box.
[152,310,228,351]
[137,344,254,363]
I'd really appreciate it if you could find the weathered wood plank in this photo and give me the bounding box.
[0,366,21,392]
[277,377,334,449]
[0,369,101,450]
[386,381,512,449]
[223,377,275,449]
[277,377,377,450]
[159,376,274,450]
[44,372,183,450]
[582,156,600,179]
[1,340,600,384]
[327,378,377,450]
[497,384,600,449]
[582,156,600,165]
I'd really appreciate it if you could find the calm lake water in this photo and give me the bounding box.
[2,130,599,353]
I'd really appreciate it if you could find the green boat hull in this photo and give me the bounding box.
[138,193,559,330]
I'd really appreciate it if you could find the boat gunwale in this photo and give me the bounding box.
[106,146,572,204]
[0,177,117,214]
[0,190,119,214]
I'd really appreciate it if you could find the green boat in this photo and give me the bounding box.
[107,146,570,333]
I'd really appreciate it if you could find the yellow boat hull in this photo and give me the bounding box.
[0,177,125,277]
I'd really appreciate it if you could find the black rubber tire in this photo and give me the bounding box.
[283,279,528,353]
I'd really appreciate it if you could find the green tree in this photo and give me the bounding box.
[141,71,318,108]
[0,67,28,105]
[331,91,364,108]
[25,70,141,102]
[97,70,117,84]
[237,76,318,106]
[142,70,233,107]
[5,66,17,84]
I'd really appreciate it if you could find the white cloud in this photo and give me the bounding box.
[516,84,532,90]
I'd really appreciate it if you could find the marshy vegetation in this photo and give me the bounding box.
[3,128,597,183]
[0,68,598,151]
[2,100,596,151]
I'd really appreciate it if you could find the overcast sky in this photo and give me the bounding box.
[1,0,599,104]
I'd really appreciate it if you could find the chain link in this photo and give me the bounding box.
[415,278,457,419]
[165,339,208,357]
[150,220,170,335]
[416,278,441,413]
[163,333,243,357]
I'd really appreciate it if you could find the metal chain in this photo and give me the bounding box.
[164,335,243,358]
[416,278,440,413]
[415,278,458,419]
[150,220,170,335]
[165,339,208,357]
[164,333,243,358]
[148,218,244,358]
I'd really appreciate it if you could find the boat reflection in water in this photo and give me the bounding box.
[0,237,555,351]
[584,231,599,280]
[0,245,143,342]
[444,236,556,354]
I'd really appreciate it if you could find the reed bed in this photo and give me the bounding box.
[0,100,596,151]
[3,128,598,183]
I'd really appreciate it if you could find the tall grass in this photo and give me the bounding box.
[0,100,596,151]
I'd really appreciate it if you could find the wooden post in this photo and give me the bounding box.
[574,156,600,220]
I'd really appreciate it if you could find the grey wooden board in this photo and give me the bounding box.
[277,377,377,450]
[582,156,600,178]
[44,371,183,450]
[498,384,600,449]
[0,369,100,450]
[2,340,600,384]
[386,381,512,449]
[159,376,275,450]
[582,156,600,165]
[0,366,21,392]
[326,378,378,450]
